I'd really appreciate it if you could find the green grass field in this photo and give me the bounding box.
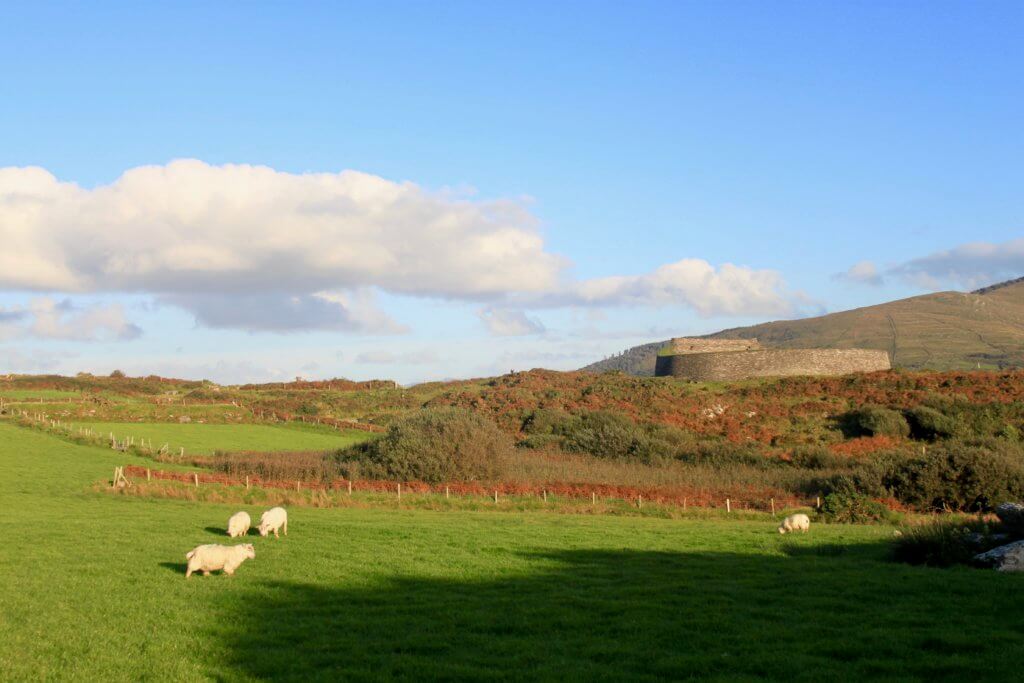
[0,389,83,400]
[73,421,372,455]
[1,421,1023,680]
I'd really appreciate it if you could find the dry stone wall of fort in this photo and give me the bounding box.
[654,348,892,381]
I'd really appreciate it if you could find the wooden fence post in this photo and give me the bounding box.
[494,490,498,504]
[683,497,687,511]
[542,489,547,503]
[348,480,352,495]
[180,447,185,458]
[296,481,301,492]
[246,475,250,491]
[193,473,199,488]
[638,495,643,509]
[592,492,596,505]
[816,496,821,510]
[146,468,151,481]
[397,483,401,500]
[770,498,775,517]
[445,485,449,499]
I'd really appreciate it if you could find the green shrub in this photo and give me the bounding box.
[905,406,960,440]
[790,445,842,470]
[820,487,893,524]
[521,408,571,435]
[555,411,644,459]
[892,519,1001,567]
[676,440,766,468]
[844,405,910,438]
[339,408,512,482]
[856,439,1024,512]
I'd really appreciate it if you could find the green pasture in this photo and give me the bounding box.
[0,389,83,401]
[1,423,1023,680]
[72,421,372,455]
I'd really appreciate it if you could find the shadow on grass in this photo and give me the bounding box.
[158,561,187,575]
[218,543,1024,680]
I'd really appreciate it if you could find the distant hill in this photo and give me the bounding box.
[581,278,1024,375]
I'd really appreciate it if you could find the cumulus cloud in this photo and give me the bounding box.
[0,160,801,331]
[540,259,795,317]
[0,298,140,341]
[889,238,1024,291]
[478,308,546,336]
[834,260,884,286]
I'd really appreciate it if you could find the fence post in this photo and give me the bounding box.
[542,489,547,503]
[683,497,687,511]
[296,481,300,492]
[726,498,731,513]
[348,480,352,495]
[816,496,821,510]
[397,483,402,500]
[592,492,596,505]
[146,468,151,482]
[494,490,498,504]
[193,473,199,488]
[445,485,449,499]
[180,447,185,458]
[246,475,250,491]
[638,495,643,509]
[770,498,775,517]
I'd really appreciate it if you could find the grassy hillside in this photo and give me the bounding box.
[3,423,1024,679]
[582,279,1024,375]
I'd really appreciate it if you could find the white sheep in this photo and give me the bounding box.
[227,511,251,538]
[185,543,255,578]
[258,507,288,538]
[778,513,811,534]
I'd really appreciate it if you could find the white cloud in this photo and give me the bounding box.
[0,298,140,341]
[542,259,795,317]
[478,308,546,336]
[889,238,1024,291]
[0,347,77,373]
[0,160,801,331]
[355,349,440,364]
[834,260,884,286]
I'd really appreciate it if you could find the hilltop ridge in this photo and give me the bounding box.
[582,278,1024,375]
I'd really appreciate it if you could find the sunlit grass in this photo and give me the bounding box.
[1,423,1022,680]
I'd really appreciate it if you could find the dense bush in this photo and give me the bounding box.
[853,440,1024,512]
[843,405,910,438]
[790,445,843,470]
[905,406,961,440]
[339,408,513,482]
[819,484,893,524]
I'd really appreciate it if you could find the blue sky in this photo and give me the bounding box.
[1,1,1021,384]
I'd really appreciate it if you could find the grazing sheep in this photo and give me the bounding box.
[778,513,811,534]
[227,511,251,538]
[185,544,255,578]
[258,507,288,538]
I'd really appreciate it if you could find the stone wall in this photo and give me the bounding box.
[664,337,761,354]
[654,348,891,381]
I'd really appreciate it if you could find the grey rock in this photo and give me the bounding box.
[996,502,1024,536]
[974,540,1024,572]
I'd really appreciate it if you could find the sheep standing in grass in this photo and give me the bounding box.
[227,511,251,538]
[258,507,288,538]
[185,544,255,578]
[778,513,811,534]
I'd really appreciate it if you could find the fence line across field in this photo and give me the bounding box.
[116,464,818,513]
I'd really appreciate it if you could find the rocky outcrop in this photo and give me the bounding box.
[974,540,1024,572]
[995,502,1024,537]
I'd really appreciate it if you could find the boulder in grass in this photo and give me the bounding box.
[995,502,1024,537]
[974,540,1024,572]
